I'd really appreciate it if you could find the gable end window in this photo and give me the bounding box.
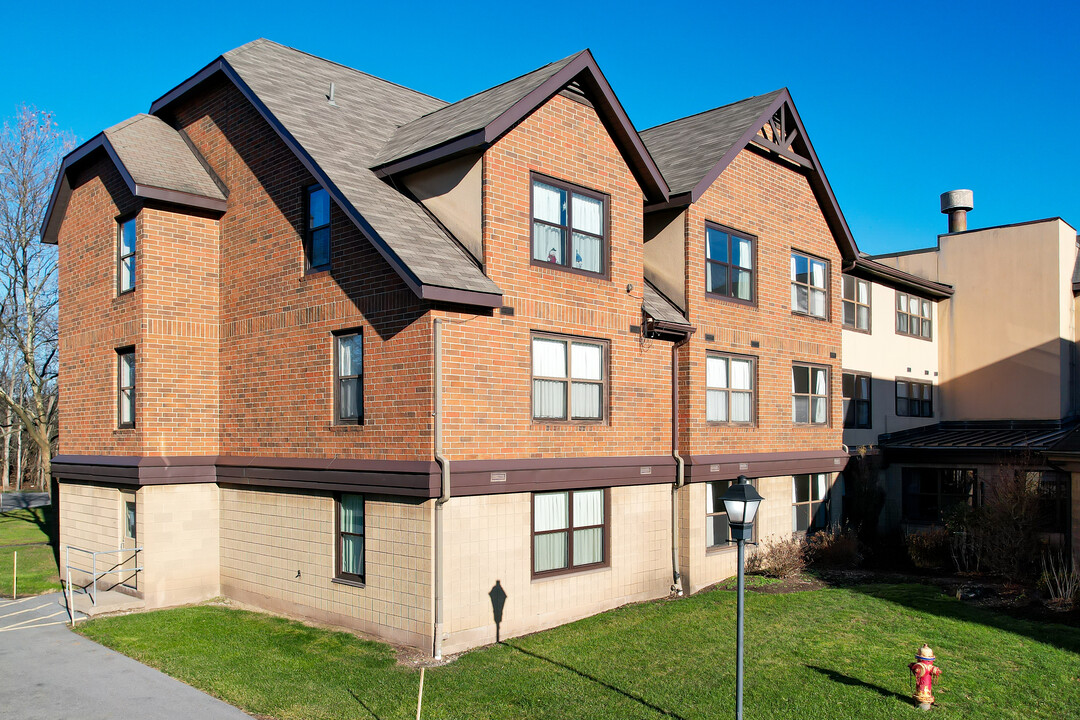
[533,489,607,576]
[706,354,755,424]
[117,217,136,294]
[896,292,932,340]
[791,252,829,319]
[531,334,606,422]
[842,371,872,429]
[842,276,870,331]
[334,330,363,424]
[705,224,754,303]
[531,176,606,276]
[336,494,365,583]
[117,348,135,428]
[792,363,829,425]
[707,479,757,548]
[896,380,933,418]
[305,185,331,271]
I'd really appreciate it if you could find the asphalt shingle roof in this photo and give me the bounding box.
[104,114,225,202]
[642,281,691,327]
[639,91,783,196]
[373,51,586,168]
[222,40,500,296]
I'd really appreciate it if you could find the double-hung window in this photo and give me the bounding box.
[842,371,872,429]
[117,348,135,428]
[705,479,757,548]
[901,468,974,524]
[792,363,828,425]
[117,217,136,294]
[791,252,828,319]
[705,224,754,302]
[706,354,754,423]
[842,275,870,331]
[336,494,365,583]
[334,331,363,424]
[792,474,828,533]
[531,177,606,276]
[305,185,331,270]
[896,380,933,418]
[896,293,932,339]
[533,489,606,576]
[531,334,605,422]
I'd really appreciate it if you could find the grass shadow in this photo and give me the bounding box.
[838,581,1080,655]
[346,687,385,720]
[503,640,687,719]
[805,664,911,704]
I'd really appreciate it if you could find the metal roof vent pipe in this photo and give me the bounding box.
[940,189,973,233]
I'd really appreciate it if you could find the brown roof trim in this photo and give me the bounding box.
[372,50,670,204]
[643,90,859,262]
[148,57,502,309]
[685,449,848,482]
[846,257,953,299]
[40,132,228,244]
[420,284,503,307]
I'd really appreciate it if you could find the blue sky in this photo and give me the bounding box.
[4,0,1076,254]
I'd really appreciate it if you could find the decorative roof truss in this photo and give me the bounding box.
[751,103,813,169]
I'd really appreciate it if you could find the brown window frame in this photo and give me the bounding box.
[706,478,758,550]
[842,275,871,332]
[901,467,975,524]
[116,347,135,429]
[792,362,830,426]
[332,329,363,425]
[792,473,830,533]
[117,215,136,295]
[529,173,609,279]
[895,292,933,341]
[304,184,331,272]
[334,493,365,585]
[842,370,872,429]
[790,250,830,320]
[704,222,756,305]
[896,379,933,418]
[530,332,609,424]
[706,353,756,425]
[531,488,610,578]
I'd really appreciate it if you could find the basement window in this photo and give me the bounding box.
[533,489,607,576]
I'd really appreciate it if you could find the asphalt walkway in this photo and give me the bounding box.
[0,592,251,720]
[0,492,50,512]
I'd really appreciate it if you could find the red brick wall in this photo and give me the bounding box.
[677,149,844,456]
[57,158,142,455]
[171,81,434,459]
[437,93,672,460]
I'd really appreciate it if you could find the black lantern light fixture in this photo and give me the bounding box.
[721,475,763,720]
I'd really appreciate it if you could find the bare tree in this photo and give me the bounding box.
[0,106,74,492]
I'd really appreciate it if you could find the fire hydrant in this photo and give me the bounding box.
[908,644,942,710]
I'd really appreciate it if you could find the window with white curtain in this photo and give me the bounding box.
[117,348,136,428]
[533,489,605,575]
[792,474,828,533]
[842,275,870,331]
[706,224,755,302]
[531,334,605,421]
[336,493,365,583]
[791,252,828,319]
[706,354,754,423]
[896,292,932,340]
[334,330,363,424]
[792,363,829,425]
[531,176,606,275]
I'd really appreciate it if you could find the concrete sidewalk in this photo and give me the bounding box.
[0,593,251,720]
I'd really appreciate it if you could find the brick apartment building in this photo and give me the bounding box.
[44,40,857,655]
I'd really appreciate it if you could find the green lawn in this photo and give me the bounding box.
[0,505,61,597]
[77,583,1079,720]
[0,506,52,545]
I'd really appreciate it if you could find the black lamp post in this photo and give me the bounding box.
[721,474,763,720]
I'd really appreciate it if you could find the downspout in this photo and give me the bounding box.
[671,333,691,596]
[433,318,451,659]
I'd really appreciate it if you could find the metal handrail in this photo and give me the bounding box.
[64,545,143,615]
